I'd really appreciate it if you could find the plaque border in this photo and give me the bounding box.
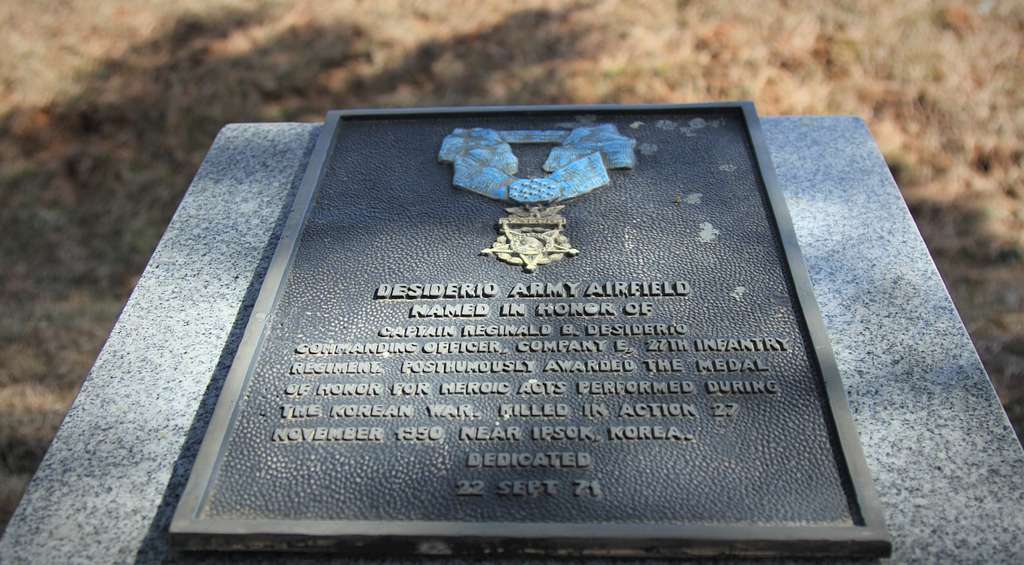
[170,103,892,558]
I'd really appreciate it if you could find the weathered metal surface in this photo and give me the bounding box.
[170,103,890,558]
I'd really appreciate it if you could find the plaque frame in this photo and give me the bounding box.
[170,103,891,558]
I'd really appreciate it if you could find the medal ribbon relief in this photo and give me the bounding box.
[439,125,637,271]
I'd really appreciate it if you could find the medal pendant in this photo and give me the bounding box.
[481,205,578,272]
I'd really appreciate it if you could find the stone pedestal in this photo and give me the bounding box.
[1,118,1021,564]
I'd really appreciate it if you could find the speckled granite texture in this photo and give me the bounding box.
[1,118,1021,564]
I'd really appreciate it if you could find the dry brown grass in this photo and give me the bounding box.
[1,0,1021,532]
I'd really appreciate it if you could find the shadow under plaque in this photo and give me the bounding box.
[169,103,891,559]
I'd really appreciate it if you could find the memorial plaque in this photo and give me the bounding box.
[170,103,891,558]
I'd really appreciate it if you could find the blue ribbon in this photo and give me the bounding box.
[439,125,636,204]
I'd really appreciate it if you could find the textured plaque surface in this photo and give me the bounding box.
[170,103,890,558]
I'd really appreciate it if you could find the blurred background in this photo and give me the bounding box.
[0,0,1021,532]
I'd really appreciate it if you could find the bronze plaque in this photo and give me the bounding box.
[170,103,890,558]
